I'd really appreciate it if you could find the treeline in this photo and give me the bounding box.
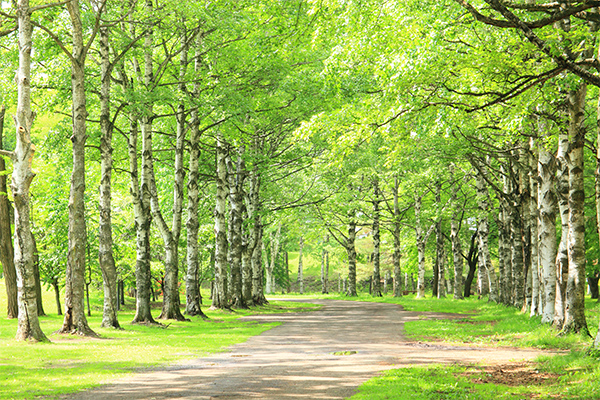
[0,0,326,341]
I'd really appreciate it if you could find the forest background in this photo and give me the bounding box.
[1,0,600,350]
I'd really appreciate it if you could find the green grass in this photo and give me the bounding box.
[0,284,319,400]
[351,364,559,400]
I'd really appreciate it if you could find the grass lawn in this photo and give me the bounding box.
[0,283,319,400]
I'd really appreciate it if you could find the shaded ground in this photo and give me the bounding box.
[62,299,554,400]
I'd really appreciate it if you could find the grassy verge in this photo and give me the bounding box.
[0,296,319,400]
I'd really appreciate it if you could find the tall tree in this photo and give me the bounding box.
[10,0,47,341]
[57,0,98,337]
[97,3,119,329]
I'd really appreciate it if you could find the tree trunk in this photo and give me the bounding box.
[451,214,463,300]
[212,133,229,309]
[98,18,120,329]
[510,158,525,310]
[32,235,44,316]
[555,130,569,328]
[59,0,95,336]
[435,223,446,299]
[415,194,426,298]
[372,179,382,297]
[150,32,188,321]
[298,236,304,294]
[529,139,540,317]
[346,220,357,296]
[241,195,253,303]
[249,167,267,306]
[538,145,558,324]
[285,251,290,293]
[0,107,17,319]
[588,275,599,299]
[464,232,478,298]
[392,176,402,297]
[226,147,246,309]
[562,83,589,335]
[266,224,281,295]
[128,113,155,324]
[52,280,62,315]
[475,160,497,302]
[184,34,207,318]
[321,235,329,294]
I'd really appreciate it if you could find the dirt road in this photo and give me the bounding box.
[64,299,548,400]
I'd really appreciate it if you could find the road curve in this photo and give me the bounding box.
[63,299,547,400]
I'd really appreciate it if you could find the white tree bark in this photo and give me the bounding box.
[563,83,589,334]
[212,133,229,309]
[554,129,569,328]
[415,193,426,298]
[98,13,119,329]
[529,139,540,317]
[392,176,402,297]
[372,179,382,297]
[298,236,304,294]
[185,33,204,317]
[13,0,47,341]
[538,143,557,324]
[60,0,96,336]
[266,224,281,295]
[475,160,497,302]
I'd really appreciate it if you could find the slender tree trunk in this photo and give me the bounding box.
[372,179,382,297]
[392,176,402,297]
[60,0,96,336]
[415,194,426,298]
[436,223,446,298]
[464,232,478,298]
[98,18,120,329]
[562,84,589,335]
[52,280,62,315]
[451,213,464,300]
[555,130,570,328]
[227,148,246,308]
[529,140,540,317]
[298,236,304,294]
[475,160,497,302]
[249,168,267,305]
[212,133,229,309]
[321,235,329,294]
[185,33,206,318]
[32,237,44,316]
[285,251,290,293]
[128,113,155,324]
[510,157,525,310]
[0,107,17,319]
[539,144,558,324]
[150,32,187,321]
[346,220,357,296]
[241,196,253,303]
[520,146,532,313]
[265,224,281,295]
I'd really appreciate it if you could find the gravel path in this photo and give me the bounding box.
[63,299,550,400]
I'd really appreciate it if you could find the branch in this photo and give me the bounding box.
[31,21,75,64]
[455,0,600,28]
[483,0,600,86]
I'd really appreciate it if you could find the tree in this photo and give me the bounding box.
[9,0,48,342]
